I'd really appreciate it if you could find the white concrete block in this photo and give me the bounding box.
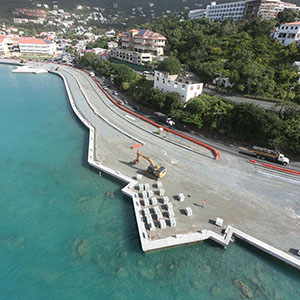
[159,188,165,196]
[185,207,192,216]
[151,197,157,205]
[215,217,224,227]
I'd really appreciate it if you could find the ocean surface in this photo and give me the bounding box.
[0,63,299,300]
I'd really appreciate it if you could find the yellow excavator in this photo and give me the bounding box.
[133,150,167,179]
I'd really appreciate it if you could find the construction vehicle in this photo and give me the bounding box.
[251,146,289,165]
[133,150,167,179]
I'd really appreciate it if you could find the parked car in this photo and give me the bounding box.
[134,105,141,111]
[103,86,108,91]
[112,90,118,96]
[117,99,124,105]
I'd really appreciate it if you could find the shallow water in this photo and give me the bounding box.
[0,64,299,300]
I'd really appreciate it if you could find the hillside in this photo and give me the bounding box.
[0,0,207,18]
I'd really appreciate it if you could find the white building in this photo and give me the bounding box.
[271,21,300,45]
[111,29,166,66]
[206,1,247,21]
[110,48,153,65]
[107,41,118,49]
[18,38,56,55]
[189,0,299,21]
[154,71,203,103]
[105,29,116,38]
[188,9,207,19]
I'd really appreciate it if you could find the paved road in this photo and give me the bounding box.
[204,88,278,111]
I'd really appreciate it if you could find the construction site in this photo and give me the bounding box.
[3,59,300,270]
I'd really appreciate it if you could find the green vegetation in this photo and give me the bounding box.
[80,52,300,155]
[157,56,181,74]
[276,8,300,24]
[86,37,110,50]
[146,17,300,102]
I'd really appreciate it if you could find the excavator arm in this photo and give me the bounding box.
[133,150,167,179]
[133,150,155,166]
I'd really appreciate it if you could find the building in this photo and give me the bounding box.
[271,21,300,45]
[154,71,203,103]
[0,36,6,52]
[107,41,118,49]
[188,0,299,21]
[245,0,299,20]
[188,9,207,19]
[18,38,56,55]
[206,1,247,21]
[110,29,166,66]
[14,18,29,24]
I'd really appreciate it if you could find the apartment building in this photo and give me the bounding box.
[188,0,299,21]
[188,9,207,19]
[206,1,246,21]
[271,21,300,45]
[154,71,203,103]
[110,29,166,65]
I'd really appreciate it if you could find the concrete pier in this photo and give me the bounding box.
[56,67,300,271]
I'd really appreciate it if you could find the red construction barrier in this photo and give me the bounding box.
[131,143,143,149]
[249,159,257,164]
[83,70,221,160]
[262,163,300,176]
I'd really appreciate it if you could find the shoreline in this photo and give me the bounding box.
[2,60,300,271]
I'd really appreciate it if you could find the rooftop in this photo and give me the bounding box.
[282,21,300,26]
[19,38,48,45]
[123,29,166,40]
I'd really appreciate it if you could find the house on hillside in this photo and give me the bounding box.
[110,29,166,66]
[271,21,300,45]
[154,71,203,103]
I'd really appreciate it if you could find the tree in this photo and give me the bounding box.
[158,56,181,74]
[276,9,299,24]
[113,65,137,88]
[163,92,183,113]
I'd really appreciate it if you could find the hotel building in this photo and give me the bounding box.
[0,36,56,55]
[110,29,166,65]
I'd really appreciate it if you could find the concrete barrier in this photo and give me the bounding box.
[262,163,300,176]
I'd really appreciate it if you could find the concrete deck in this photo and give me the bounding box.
[2,60,300,271]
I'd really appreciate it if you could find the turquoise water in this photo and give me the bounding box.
[0,64,299,300]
